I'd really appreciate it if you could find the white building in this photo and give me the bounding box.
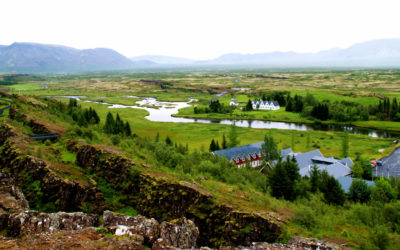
[252,100,280,110]
[230,98,239,106]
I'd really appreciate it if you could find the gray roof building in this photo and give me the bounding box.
[337,176,375,193]
[214,141,264,162]
[214,141,353,179]
[375,147,400,177]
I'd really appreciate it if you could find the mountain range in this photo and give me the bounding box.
[1,39,400,73]
[0,43,136,73]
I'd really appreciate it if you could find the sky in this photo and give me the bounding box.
[1,0,400,60]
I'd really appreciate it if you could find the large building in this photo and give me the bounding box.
[252,100,280,110]
[213,142,353,178]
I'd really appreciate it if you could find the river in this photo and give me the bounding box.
[48,95,399,138]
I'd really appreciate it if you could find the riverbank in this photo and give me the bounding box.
[174,106,400,135]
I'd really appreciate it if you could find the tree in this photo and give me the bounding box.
[104,112,115,134]
[209,139,216,152]
[261,134,280,164]
[309,165,321,193]
[349,178,372,203]
[155,132,160,142]
[222,134,227,149]
[319,171,346,205]
[124,121,132,137]
[215,140,220,151]
[245,99,253,111]
[228,124,240,148]
[165,136,173,146]
[269,159,300,201]
[342,131,349,158]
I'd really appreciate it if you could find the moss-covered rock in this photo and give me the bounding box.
[0,138,106,214]
[72,142,283,247]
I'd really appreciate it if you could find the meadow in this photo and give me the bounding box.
[2,69,400,161]
[3,70,400,248]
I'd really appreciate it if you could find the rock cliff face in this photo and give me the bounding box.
[0,171,29,213]
[69,140,284,247]
[0,124,107,213]
[1,211,99,237]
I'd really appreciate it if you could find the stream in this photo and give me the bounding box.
[48,95,399,138]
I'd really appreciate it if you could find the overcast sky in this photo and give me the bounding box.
[1,0,399,60]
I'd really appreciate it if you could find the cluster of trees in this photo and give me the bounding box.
[67,98,100,127]
[282,93,400,123]
[376,97,400,121]
[194,100,235,114]
[104,112,132,136]
[260,91,288,107]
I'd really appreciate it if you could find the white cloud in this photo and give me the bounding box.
[1,0,399,59]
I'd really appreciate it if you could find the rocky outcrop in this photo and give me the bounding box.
[103,211,199,249]
[70,141,284,247]
[8,105,50,134]
[103,210,160,244]
[0,227,145,250]
[0,131,107,213]
[156,217,199,249]
[1,211,99,237]
[221,237,342,250]
[0,171,29,213]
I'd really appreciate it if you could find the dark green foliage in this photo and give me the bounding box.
[104,112,115,134]
[67,99,100,127]
[319,171,346,205]
[308,167,345,205]
[269,158,300,201]
[349,179,372,203]
[245,99,253,111]
[209,139,216,152]
[195,100,235,114]
[222,134,227,149]
[103,112,132,136]
[165,136,172,146]
[311,103,329,120]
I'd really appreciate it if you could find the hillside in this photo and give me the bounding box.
[0,42,135,73]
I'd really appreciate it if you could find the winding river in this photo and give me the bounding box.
[49,95,399,138]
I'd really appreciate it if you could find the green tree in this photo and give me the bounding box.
[104,112,115,134]
[155,132,160,142]
[124,121,132,137]
[319,171,346,205]
[349,178,372,203]
[261,134,280,164]
[228,124,240,148]
[245,99,253,111]
[269,159,300,201]
[309,165,320,193]
[222,134,227,149]
[342,131,349,158]
[165,136,173,146]
[209,139,216,152]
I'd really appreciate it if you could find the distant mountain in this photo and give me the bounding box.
[130,55,195,65]
[203,39,400,67]
[0,42,135,73]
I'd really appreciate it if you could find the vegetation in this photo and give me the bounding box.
[3,70,400,248]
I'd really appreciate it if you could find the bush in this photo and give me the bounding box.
[293,206,317,230]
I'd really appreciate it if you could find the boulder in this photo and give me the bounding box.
[156,217,199,249]
[103,210,159,244]
[3,211,99,237]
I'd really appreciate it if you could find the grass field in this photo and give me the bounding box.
[8,83,45,91]
[77,100,394,160]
